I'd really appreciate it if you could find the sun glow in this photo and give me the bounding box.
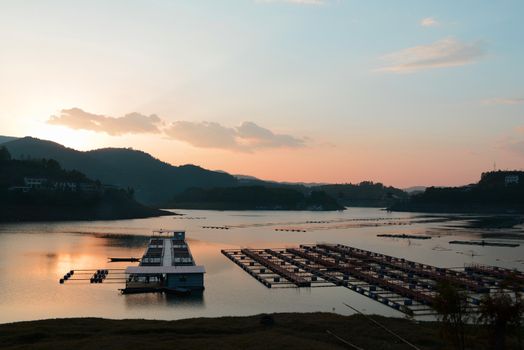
[29,124,98,151]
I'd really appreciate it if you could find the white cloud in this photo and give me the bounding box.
[256,0,326,5]
[48,108,162,135]
[164,121,238,150]
[165,121,305,152]
[284,0,325,3]
[420,17,439,27]
[482,97,524,105]
[48,108,306,152]
[376,37,484,74]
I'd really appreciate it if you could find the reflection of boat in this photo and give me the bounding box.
[164,287,191,296]
[120,287,192,296]
[122,230,205,295]
[108,257,140,262]
[120,287,161,294]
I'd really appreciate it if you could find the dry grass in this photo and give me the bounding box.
[0,312,521,350]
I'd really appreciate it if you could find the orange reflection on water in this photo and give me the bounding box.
[53,253,104,276]
[23,233,145,279]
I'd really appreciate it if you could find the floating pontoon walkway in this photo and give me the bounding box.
[465,264,524,286]
[241,249,310,287]
[222,243,523,316]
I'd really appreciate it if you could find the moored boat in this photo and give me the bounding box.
[122,230,205,294]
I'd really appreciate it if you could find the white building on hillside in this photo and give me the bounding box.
[505,175,519,185]
[23,177,47,189]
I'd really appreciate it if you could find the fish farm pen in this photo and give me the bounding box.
[222,243,524,317]
[60,230,205,295]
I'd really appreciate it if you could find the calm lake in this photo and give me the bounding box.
[1,208,523,323]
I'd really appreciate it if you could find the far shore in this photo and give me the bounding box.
[0,206,175,223]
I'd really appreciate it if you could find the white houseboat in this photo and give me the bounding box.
[123,230,205,294]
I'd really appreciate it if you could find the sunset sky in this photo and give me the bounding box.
[1,0,523,187]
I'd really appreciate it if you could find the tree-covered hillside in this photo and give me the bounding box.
[2,137,238,205]
[0,147,171,222]
[315,182,408,207]
[167,186,344,211]
[390,170,524,213]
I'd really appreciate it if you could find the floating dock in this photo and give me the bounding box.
[108,257,140,262]
[465,264,524,285]
[222,243,523,316]
[449,240,520,248]
[377,234,431,240]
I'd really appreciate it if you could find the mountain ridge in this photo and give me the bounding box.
[2,136,238,205]
[2,135,411,209]
[0,153,171,222]
[0,135,19,144]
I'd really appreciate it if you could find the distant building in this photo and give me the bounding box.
[24,177,47,189]
[14,177,115,194]
[54,182,78,191]
[505,174,519,185]
[480,170,523,187]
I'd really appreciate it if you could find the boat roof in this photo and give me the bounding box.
[152,229,185,236]
[126,265,205,274]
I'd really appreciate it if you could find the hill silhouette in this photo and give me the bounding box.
[0,149,170,222]
[2,137,238,205]
[390,170,524,213]
[168,186,344,211]
[2,136,410,209]
[316,182,408,207]
[0,135,18,144]
[235,178,408,207]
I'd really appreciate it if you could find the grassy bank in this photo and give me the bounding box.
[2,312,522,349]
[0,313,435,349]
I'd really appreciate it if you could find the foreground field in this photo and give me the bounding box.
[0,312,521,350]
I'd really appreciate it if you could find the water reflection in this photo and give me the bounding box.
[93,234,151,248]
[124,292,205,309]
[0,208,522,324]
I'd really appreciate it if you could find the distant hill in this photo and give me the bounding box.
[167,186,345,211]
[0,150,170,222]
[234,174,328,187]
[2,136,410,208]
[234,177,407,207]
[0,135,18,144]
[2,137,238,205]
[390,170,524,213]
[315,182,408,207]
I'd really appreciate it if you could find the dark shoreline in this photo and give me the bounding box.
[388,204,524,215]
[0,206,174,223]
[166,204,346,211]
[0,313,444,350]
[1,313,521,350]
